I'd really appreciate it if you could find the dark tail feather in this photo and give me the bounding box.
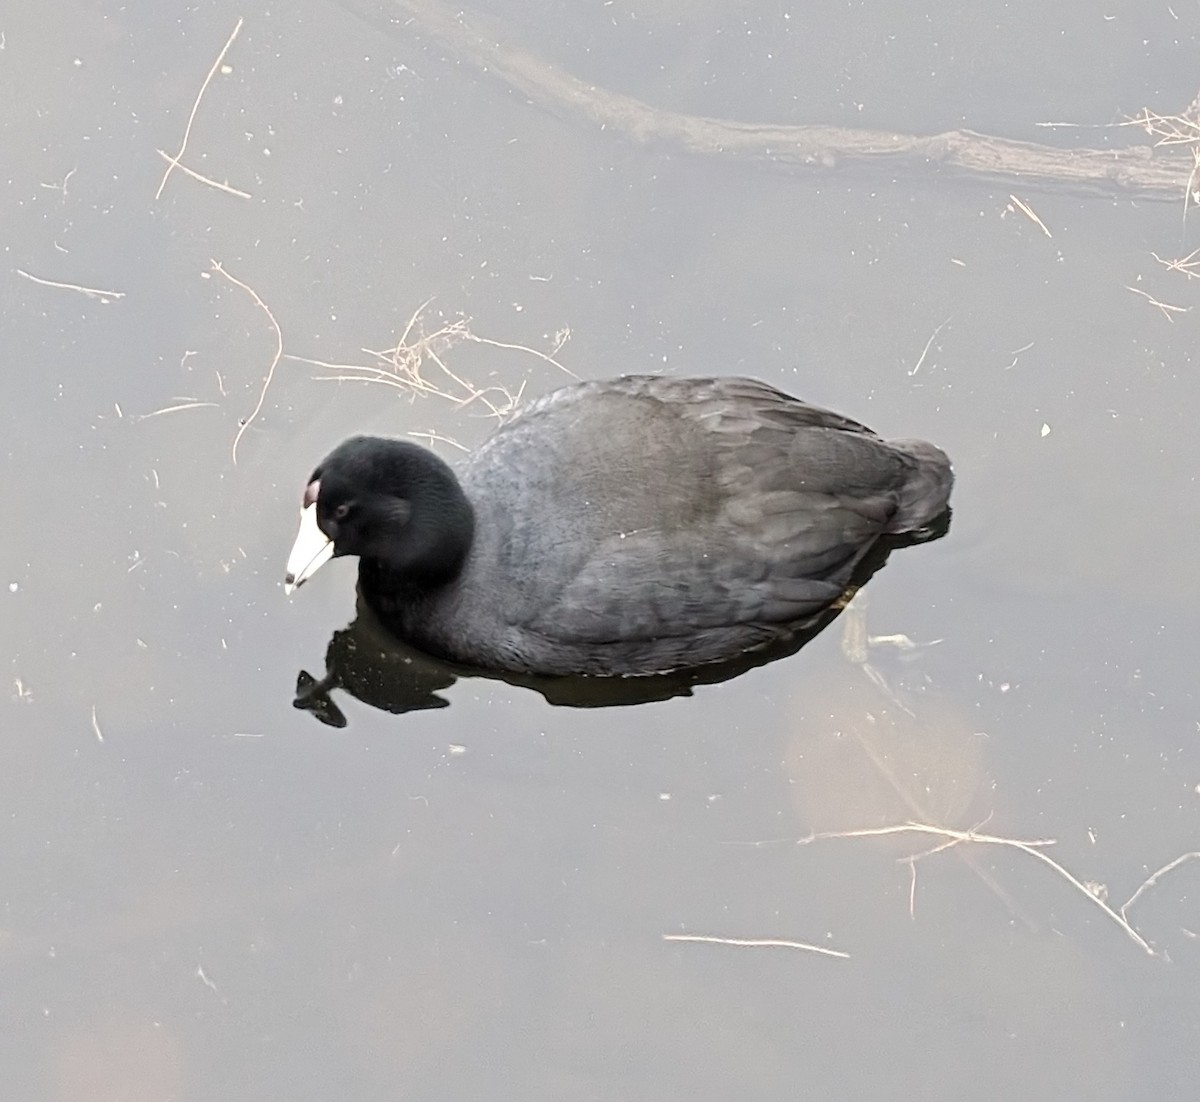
[887,439,954,533]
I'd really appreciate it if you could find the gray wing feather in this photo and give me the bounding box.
[460,375,950,650]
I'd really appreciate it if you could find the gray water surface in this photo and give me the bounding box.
[3,2,1199,1099]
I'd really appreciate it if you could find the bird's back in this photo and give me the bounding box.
[405,376,951,675]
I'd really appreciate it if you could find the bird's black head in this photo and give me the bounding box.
[290,436,474,593]
[307,436,423,562]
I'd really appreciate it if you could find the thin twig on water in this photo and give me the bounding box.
[156,19,244,200]
[1126,284,1189,321]
[16,269,125,302]
[155,149,250,198]
[796,820,1178,956]
[663,933,849,959]
[209,260,284,464]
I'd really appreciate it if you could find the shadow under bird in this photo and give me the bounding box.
[285,374,952,678]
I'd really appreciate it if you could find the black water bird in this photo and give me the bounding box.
[285,375,952,678]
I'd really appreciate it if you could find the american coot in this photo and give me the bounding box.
[285,375,952,677]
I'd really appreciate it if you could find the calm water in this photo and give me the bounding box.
[3,2,1199,1099]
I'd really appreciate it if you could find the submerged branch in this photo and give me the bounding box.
[340,0,1193,201]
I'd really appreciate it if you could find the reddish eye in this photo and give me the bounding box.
[334,503,350,520]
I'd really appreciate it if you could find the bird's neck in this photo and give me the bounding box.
[362,488,475,597]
